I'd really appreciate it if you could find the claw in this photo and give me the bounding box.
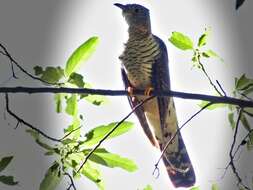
[144,87,153,96]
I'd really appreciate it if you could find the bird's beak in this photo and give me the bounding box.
[114,3,126,10]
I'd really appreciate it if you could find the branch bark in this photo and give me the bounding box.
[0,87,252,108]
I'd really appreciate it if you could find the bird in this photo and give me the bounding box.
[114,3,196,188]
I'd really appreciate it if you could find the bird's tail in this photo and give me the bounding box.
[161,132,196,188]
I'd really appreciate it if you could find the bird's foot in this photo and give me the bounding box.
[144,87,153,96]
[127,86,134,96]
[127,87,137,102]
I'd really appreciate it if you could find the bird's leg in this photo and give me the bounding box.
[144,87,154,96]
[127,86,134,96]
[127,86,137,102]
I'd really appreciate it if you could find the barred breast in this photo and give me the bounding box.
[119,35,160,88]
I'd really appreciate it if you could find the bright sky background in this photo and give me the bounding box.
[0,0,253,190]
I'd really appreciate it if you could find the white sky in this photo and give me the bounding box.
[0,0,253,190]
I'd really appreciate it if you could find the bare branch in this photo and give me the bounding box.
[197,55,223,96]
[216,80,227,96]
[5,93,62,142]
[0,87,252,108]
[0,43,61,85]
[228,109,250,190]
[10,62,18,79]
[64,172,77,190]
[76,96,155,173]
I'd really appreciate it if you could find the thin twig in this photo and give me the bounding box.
[0,75,17,86]
[220,128,252,183]
[76,96,155,173]
[240,92,253,102]
[0,43,60,85]
[233,128,253,163]
[60,126,82,141]
[5,93,62,142]
[197,58,222,96]
[216,80,227,96]
[229,109,250,190]
[64,172,77,190]
[243,110,253,117]
[153,102,213,175]
[10,62,18,79]
[0,87,253,108]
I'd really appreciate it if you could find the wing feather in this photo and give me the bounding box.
[121,68,158,147]
[151,36,171,132]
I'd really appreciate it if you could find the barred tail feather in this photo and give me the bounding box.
[161,132,196,188]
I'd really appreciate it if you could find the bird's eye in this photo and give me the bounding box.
[134,8,139,13]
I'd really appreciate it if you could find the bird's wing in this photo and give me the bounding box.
[151,35,171,132]
[151,36,196,188]
[121,68,158,147]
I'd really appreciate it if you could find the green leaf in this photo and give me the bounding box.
[67,153,83,166]
[81,160,105,190]
[26,129,54,151]
[190,187,200,190]
[0,156,13,172]
[34,66,43,75]
[198,34,207,47]
[143,185,153,190]
[65,94,78,116]
[81,83,109,106]
[169,32,194,50]
[83,94,109,106]
[44,151,55,156]
[65,37,99,77]
[212,183,219,190]
[240,114,251,131]
[39,162,62,190]
[40,66,64,84]
[202,49,224,62]
[54,94,63,113]
[198,101,226,110]
[83,121,134,147]
[87,148,138,172]
[235,74,253,91]
[198,28,210,47]
[0,176,18,186]
[64,117,81,140]
[68,72,85,88]
[228,112,236,129]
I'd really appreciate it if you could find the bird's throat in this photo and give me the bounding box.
[128,24,151,39]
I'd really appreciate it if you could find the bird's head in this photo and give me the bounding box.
[114,3,151,36]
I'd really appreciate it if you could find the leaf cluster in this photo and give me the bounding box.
[29,37,138,190]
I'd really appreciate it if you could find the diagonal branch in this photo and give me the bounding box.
[76,96,155,173]
[153,102,213,175]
